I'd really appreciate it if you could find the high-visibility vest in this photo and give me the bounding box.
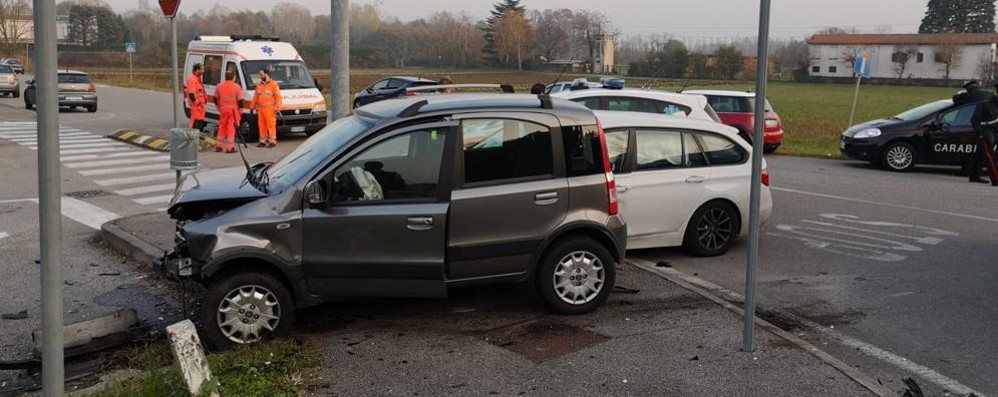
[254,80,281,109]
[185,74,205,107]
[216,81,242,111]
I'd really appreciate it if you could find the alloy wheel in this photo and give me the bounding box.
[216,285,281,344]
[553,251,605,305]
[696,208,734,252]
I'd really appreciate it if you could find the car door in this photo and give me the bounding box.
[616,128,708,240]
[928,104,978,165]
[301,122,456,298]
[446,114,568,281]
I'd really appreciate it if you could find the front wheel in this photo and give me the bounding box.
[881,141,916,172]
[536,236,616,315]
[12,90,19,98]
[199,272,296,351]
[86,105,97,113]
[683,201,740,257]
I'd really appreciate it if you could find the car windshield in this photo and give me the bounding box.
[894,100,953,121]
[0,65,11,74]
[264,116,371,191]
[58,74,91,84]
[241,60,315,90]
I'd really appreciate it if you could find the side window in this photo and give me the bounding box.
[203,55,223,85]
[573,97,601,110]
[331,129,445,202]
[940,105,976,128]
[226,62,241,87]
[604,129,630,173]
[563,125,606,176]
[463,119,553,184]
[684,132,708,167]
[385,79,403,89]
[698,133,747,165]
[660,101,693,117]
[634,129,683,171]
[370,79,390,91]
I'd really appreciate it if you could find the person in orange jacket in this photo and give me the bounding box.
[185,63,207,131]
[214,70,243,153]
[251,68,281,148]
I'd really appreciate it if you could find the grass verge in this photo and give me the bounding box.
[87,339,315,397]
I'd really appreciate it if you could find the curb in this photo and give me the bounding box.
[106,130,219,152]
[626,258,894,397]
[101,219,162,266]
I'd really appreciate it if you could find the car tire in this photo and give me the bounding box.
[536,236,616,315]
[86,105,97,113]
[199,271,296,351]
[24,100,31,109]
[12,90,18,98]
[881,141,916,172]
[764,145,779,154]
[683,200,741,257]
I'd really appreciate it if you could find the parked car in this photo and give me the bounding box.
[840,99,990,172]
[159,94,627,349]
[0,64,19,98]
[23,70,98,112]
[683,90,785,153]
[547,78,602,94]
[353,76,438,108]
[1,58,24,74]
[596,111,772,255]
[552,87,720,122]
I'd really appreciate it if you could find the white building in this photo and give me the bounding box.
[807,33,998,81]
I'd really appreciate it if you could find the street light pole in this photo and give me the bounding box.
[742,0,771,353]
[171,16,179,128]
[329,0,350,122]
[32,0,64,394]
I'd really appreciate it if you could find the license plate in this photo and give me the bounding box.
[67,96,82,101]
[291,126,306,133]
[840,140,846,150]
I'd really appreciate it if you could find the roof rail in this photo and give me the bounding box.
[397,99,429,118]
[403,84,516,94]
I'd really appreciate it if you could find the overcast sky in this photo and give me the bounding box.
[111,0,928,40]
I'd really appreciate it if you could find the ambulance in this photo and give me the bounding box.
[183,35,327,137]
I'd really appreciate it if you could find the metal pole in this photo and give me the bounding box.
[329,0,350,122]
[129,52,133,84]
[171,16,179,128]
[848,75,861,128]
[32,0,64,394]
[742,0,771,353]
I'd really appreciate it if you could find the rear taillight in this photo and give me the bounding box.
[404,90,416,96]
[88,83,96,93]
[761,166,770,187]
[764,119,778,128]
[595,117,619,215]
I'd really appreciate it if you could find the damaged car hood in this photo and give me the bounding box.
[167,167,269,220]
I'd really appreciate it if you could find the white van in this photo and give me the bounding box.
[183,35,327,136]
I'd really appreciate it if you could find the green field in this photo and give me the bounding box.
[84,68,957,158]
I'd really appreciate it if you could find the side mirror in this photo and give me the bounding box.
[925,119,940,130]
[305,180,326,206]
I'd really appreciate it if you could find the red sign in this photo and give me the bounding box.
[158,0,180,17]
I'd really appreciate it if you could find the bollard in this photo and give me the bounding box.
[170,128,201,188]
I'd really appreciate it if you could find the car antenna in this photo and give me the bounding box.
[232,118,257,186]
[678,76,693,93]
[641,63,671,90]
[545,56,576,94]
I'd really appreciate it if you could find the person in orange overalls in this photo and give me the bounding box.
[251,68,281,148]
[214,70,243,153]
[185,63,207,131]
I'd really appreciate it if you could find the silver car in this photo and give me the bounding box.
[0,64,18,98]
[24,70,98,112]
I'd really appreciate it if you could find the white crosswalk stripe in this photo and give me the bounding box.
[1,122,207,212]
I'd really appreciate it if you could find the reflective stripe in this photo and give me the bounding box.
[983,117,998,126]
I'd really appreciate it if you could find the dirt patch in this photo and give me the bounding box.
[482,318,609,362]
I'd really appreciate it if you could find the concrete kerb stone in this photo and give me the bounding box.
[101,218,162,266]
[626,258,894,397]
[107,129,218,152]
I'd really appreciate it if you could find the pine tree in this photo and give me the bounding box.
[920,0,995,33]
[481,0,526,65]
[961,0,996,33]
[919,0,953,33]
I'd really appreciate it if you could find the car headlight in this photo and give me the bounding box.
[312,101,327,113]
[854,128,881,139]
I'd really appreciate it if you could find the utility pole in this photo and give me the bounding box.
[742,0,771,353]
[171,16,179,128]
[329,0,350,122]
[32,0,64,394]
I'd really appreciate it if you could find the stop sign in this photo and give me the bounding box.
[158,0,180,17]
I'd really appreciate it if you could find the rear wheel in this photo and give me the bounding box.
[199,271,296,351]
[536,236,616,315]
[881,141,916,172]
[86,104,97,113]
[12,90,18,98]
[683,201,740,257]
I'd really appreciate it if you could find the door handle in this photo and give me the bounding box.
[534,191,559,205]
[617,184,631,193]
[406,216,434,231]
[685,176,706,184]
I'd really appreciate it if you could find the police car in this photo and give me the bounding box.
[840,99,988,172]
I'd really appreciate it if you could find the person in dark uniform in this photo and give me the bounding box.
[963,81,998,185]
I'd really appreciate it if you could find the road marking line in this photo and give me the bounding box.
[0,232,8,240]
[65,155,169,169]
[78,163,170,176]
[771,187,998,223]
[25,142,125,149]
[61,151,156,162]
[93,172,177,186]
[133,135,151,144]
[628,258,986,397]
[60,147,134,155]
[60,197,119,230]
[134,194,174,205]
[0,132,92,138]
[114,183,176,196]
[12,138,106,144]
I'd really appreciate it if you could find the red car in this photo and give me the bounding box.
[684,90,785,153]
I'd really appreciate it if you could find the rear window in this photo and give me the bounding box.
[58,74,91,84]
[462,119,553,185]
[563,125,606,176]
[0,65,11,73]
[698,133,747,165]
[706,96,754,113]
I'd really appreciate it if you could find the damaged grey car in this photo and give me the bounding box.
[159,94,627,349]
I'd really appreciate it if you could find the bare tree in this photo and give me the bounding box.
[841,48,858,75]
[571,10,616,63]
[976,51,996,86]
[0,0,31,57]
[493,10,533,70]
[531,9,571,61]
[935,33,963,82]
[271,2,314,44]
[892,45,918,81]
